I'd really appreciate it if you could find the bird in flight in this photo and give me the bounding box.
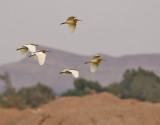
[17,44,38,55]
[29,50,50,65]
[85,54,107,73]
[60,69,79,78]
[61,16,82,33]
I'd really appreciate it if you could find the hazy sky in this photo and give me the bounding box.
[0,0,160,65]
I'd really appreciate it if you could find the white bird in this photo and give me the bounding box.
[17,44,38,55]
[61,16,82,33]
[29,50,50,65]
[60,69,79,78]
[85,55,107,73]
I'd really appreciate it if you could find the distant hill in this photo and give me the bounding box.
[0,92,160,125]
[1,46,160,94]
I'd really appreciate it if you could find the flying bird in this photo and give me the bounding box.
[17,44,38,55]
[61,16,82,33]
[60,69,79,78]
[29,50,50,65]
[85,55,107,73]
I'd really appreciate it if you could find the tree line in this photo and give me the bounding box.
[0,72,55,109]
[62,67,160,103]
[1,67,160,109]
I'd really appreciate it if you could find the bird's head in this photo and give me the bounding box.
[41,50,50,53]
[98,59,107,63]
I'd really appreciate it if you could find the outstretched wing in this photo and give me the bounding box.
[92,55,101,60]
[90,63,99,73]
[67,16,76,21]
[70,69,79,78]
[20,47,28,55]
[25,44,36,53]
[68,24,76,33]
[60,69,69,74]
[35,52,46,65]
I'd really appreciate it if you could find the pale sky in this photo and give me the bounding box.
[0,0,160,65]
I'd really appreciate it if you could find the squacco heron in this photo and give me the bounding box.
[60,69,79,78]
[17,44,38,55]
[85,55,107,73]
[61,16,82,33]
[29,50,50,65]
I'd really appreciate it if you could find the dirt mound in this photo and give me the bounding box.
[0,108,28,125]
[1,92,160,125]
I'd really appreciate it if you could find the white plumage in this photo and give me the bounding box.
[29,50,49,66]
[90,63,99,73]
[34,52,46,65]
[68,24,76,33]
[17,44,37,55]
[24,44,36,53]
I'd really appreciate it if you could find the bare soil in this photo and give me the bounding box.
[1,92,160,125]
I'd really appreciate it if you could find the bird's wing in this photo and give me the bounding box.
[34,55,38,60]
[68,24,76,33]
[20,47,28,55]
[67,16,76,21]
[60,69,72,74]
[60,69,67,74]
[69,70,79,78]
[92,55,101,60]
[90,63,99,73]
[35,52,46,65]
[25,45,36,53]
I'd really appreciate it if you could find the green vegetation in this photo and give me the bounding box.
[0,72,55,109]
[18,83,55,108]
[62,68,160,103]
[0,83,55,109]
[104,67,160,102]
[61,78,102,96]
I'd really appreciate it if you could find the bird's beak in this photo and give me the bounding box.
[78,19,82,21]
[46,51,50,52]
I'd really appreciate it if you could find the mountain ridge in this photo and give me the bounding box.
[0,46,160,94]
